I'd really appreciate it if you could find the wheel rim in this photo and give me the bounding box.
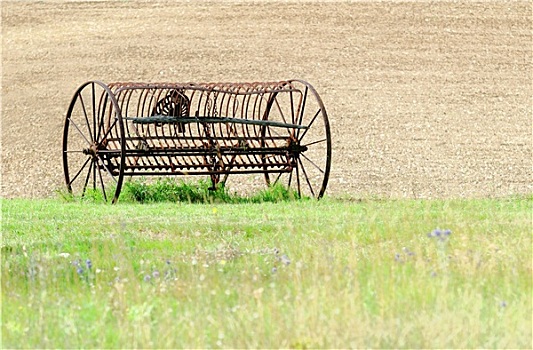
[62,81,125,203]
[263,80,332,198]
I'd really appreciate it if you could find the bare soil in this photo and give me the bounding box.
[2,0,531,199]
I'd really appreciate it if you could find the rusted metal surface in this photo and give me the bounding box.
[63,80,331,203]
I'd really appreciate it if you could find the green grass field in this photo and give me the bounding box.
[1,193,531,348]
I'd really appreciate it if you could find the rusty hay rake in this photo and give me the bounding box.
[62,80,332,203]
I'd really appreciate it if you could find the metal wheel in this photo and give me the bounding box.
[263,80,332,198]
[62,81,125,203]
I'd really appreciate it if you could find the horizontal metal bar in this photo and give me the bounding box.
[121,168,292,177]
[106,135,290,142]
[113,84,296,97]
[124,115,308,129]
[95,148,291,158]
[125,148,289,156]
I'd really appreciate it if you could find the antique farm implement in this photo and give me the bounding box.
[62,80,331,203]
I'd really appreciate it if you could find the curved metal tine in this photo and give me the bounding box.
[300,152,325,174]
[81,160,94,198]
[77,91,94,143]
[297,108,321,142]
[96,91,109,142]
[289,90,296,125]
[298,157,316,197]
[302,138,327,147]
[295,86,308,139]
[119,88,136,142]
[68,157,91,186]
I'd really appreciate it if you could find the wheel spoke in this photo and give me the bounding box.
[99,117,119,142]
[295,161,301,197]
[92,83,97,141]
[271,171,283,186]
[96,92,109,142]
[95,156,118,184]
[296,86,308,139]
[93,157,97,191]
[298,108,321,141]
[298,157,315,197]
[68,118,92,146]
[77,93,94,143]
[273,98,291,135]
[82,160,94,197]
[302,138,327,147]
[300,152,325,174]
[68,157,91,186]
[96,161,108,202]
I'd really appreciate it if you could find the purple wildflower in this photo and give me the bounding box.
[280,254,291,266]
[428,228,452,241]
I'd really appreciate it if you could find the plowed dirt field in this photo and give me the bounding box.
[2,1,531,199]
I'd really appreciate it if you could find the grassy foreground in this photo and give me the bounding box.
[1,196,532,348]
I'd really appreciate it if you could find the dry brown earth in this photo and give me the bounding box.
[1,0,531,199]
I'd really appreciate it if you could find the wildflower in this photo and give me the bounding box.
[152,270,160,278]
[280,254,291,266]
[499,301,507,309]
[428,228,441,238]
[428,228,452,241]
[272,267,278,274]
[86,259,92,270]
[77,267,84,275]
[165,265,177,280]
[144,274,152,283]
[403,247,415,256]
